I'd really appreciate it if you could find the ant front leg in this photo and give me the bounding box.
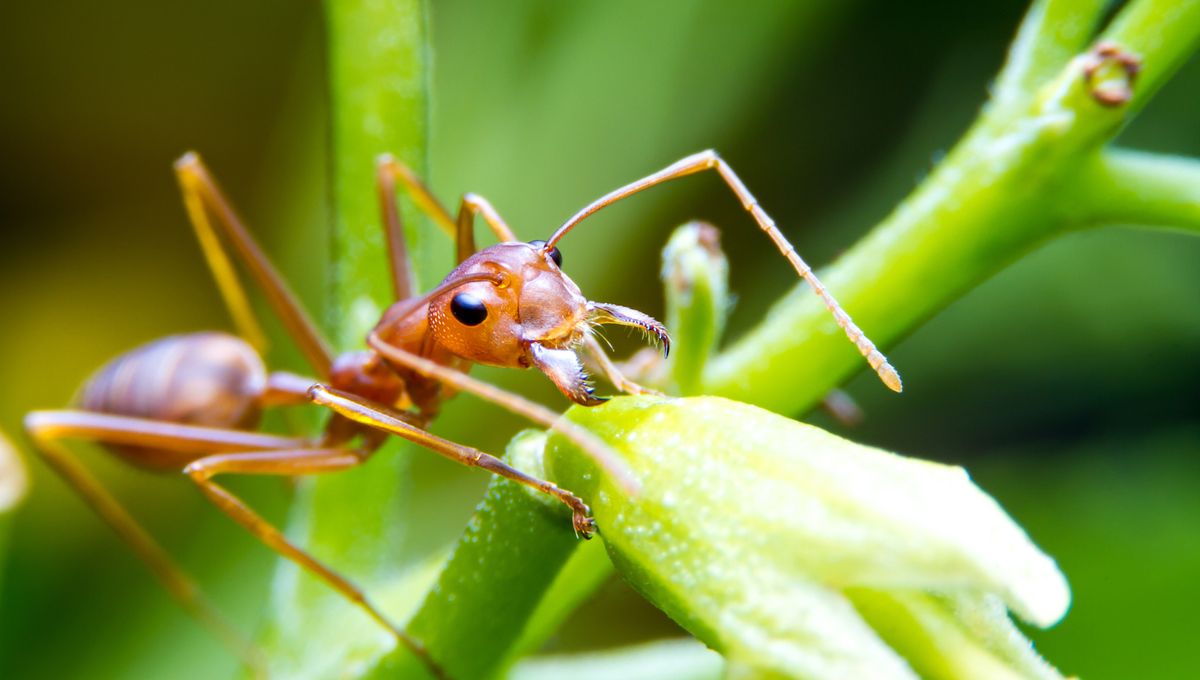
[454,193,517,263]
[376,155,457,300]
[308,386,598,537]
[366,333,640,495]
[580,335,664,397]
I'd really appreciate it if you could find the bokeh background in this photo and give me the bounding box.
[1,1,1197,678]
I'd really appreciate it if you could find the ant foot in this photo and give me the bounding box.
[572,510,598,539]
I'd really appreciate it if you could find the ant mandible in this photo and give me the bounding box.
[24,150,901,676]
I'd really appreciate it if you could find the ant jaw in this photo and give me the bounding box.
[587,303,671,358]
[529,342,606,407]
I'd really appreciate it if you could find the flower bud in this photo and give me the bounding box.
[661,222,730,395]
[547,396,1069,679]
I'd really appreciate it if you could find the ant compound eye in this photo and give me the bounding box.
[530,239,563,267]
[450,293,488,326]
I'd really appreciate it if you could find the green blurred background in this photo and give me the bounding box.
[1,1,1197,678]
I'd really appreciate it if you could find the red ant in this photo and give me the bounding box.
[24,150,900,677]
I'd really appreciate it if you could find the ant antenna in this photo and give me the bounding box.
[543,151,902,392]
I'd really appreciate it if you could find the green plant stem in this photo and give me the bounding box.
[703,0,1200,415]
[400,433,582,679]
[1071,149,1200,235]
[1103,0,1200,117]
[361,432,614,679]
[987,0,1108,122]
[265,0,443,671]
[326,0,442,331]
[304,0,440,583]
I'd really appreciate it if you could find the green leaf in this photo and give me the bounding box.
[848,591,1063,680]
[547,396,1068,679]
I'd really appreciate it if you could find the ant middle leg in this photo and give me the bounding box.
[174,152,335,378]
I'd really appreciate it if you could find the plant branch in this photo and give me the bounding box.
[702,0,1200,415]
[1102,0,1200,116]
[987,0,1109,123]
[1068,148,1200,234]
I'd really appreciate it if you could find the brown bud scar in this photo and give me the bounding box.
[1082,41,1142,107]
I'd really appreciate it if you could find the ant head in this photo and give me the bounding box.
[427,242,585,367]
[424,240,668,405]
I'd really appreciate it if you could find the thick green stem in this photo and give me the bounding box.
[265,0,445,673]
[702,0,1200,415]
[326,0,444,328]
[307,0,441,582]
[362,432,615,679]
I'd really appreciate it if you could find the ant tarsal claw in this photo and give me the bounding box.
[564,496,597,539]
[573,510,598,539]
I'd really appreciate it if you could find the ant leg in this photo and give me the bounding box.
[545,150,902,393]
[454,193,517,263]
[375,154,516,270]
[580,335,663,397]
[174,152,334,378]
[23,410,444,679]
[182,448,444,678]
[376,155,456,301]
[366,333,640,495]
[820,389,865,427]
[308,385,599,538]
[22,411,302,676]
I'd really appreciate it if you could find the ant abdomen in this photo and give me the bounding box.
[78,332,267,451]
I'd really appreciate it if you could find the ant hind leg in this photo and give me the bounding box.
[23,411,274,677]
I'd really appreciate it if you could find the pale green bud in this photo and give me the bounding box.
[662,222,730,395]
[546,396,1069,680]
